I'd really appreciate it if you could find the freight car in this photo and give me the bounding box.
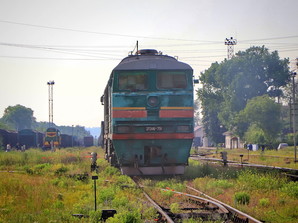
[0,129,18,149]
[101,49,195,175]
[43,127,61,150]
[18,129,44,148]
[83,136,94,147]
[60,134,72,148]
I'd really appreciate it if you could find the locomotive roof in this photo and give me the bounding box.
[113,50,192,71]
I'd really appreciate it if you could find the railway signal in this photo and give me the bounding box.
[90,152,98,172]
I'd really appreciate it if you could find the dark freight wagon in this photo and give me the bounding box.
[83,136,94,147]
[101,49,195,175]
[0,129,18,149]
[18,129,43,148]
[60,134,72,148]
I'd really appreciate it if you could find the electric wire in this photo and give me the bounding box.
[2,19,297,45]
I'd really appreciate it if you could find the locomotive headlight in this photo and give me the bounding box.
[147,96,159,107]
[177,125,191,132]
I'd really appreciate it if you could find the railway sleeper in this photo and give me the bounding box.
[188,198,220,211]
[230,213,250,223]
[161,207,227,222]
[171,212,226,221]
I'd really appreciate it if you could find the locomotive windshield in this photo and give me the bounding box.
[157,71,187,89]
[118,71,148,91]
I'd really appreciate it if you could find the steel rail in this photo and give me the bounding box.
[190,155,298,172]
[160,188,229,215]
[132,176,262,222]
[142,191,174,223]
[186,185,263,223]
[131,177,174,223]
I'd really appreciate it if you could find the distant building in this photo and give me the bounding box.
[193,125,212,147]
[223,131,244,149]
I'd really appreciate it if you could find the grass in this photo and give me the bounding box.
[1,147,298,222]
[191,166,298,223]
[199,147,298,169]
[0,147,154,223]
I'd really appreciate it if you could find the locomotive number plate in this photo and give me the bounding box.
[145,126,163,132]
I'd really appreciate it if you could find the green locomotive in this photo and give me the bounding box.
[101,49,194,175]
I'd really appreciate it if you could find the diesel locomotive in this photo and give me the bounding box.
[101,49,195,175]
[43,127,61,149]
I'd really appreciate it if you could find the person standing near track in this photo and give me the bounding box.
[6,144,11,152]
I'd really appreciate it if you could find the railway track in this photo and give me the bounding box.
[186,186,263,223]
[132,177,262,222]
[190,154,298,180]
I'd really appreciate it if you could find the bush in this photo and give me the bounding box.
[208,179,234,189]
[259,198,270,207]
[170,203,181,214]
[284,133,298,146]
[89,211,102,223]
[54,165,69,176]
[98,187,115,204]
[184,160,239,180]
[106,210,142,223]
[244,124,266,144]
[112,196,129,208]
[156,179,185,191]
[103,166,120,176]
[237,170,286,191]
[280,181,298,198]
[234,192,250,205]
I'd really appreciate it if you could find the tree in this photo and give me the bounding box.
[244,124,266,145]
[198,46,290,141]
[235,95,282,144]
[198,83,226,144]
[193,97,201,126]
[0,121,11,130]
[1,104,36,130]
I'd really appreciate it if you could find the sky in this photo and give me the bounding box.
[0,0,297,127]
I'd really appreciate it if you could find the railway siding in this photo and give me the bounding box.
[133,177,262,222]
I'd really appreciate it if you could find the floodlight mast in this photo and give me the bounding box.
[225,37,237,60]
[47,80,55,127]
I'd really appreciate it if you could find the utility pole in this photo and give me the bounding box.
[47,80,55,127]
[292,72,297,162]
[225,37,237,60]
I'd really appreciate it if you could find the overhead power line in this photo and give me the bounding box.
[0,55,120,60]
[0,20,220,43]
[241,35,298,42]
[1,19,298,44]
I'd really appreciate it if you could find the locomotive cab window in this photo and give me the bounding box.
[157,71,187,89]
[118,72,148,91]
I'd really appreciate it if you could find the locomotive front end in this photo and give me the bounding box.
[102,49,194,175]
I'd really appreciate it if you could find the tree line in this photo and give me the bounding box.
[197,45,296,147]
[0,104,91,138]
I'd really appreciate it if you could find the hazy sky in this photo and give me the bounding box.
[0,0,297,127]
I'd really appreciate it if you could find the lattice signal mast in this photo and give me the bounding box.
[47,80,55,127]
[225,37,237,59]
